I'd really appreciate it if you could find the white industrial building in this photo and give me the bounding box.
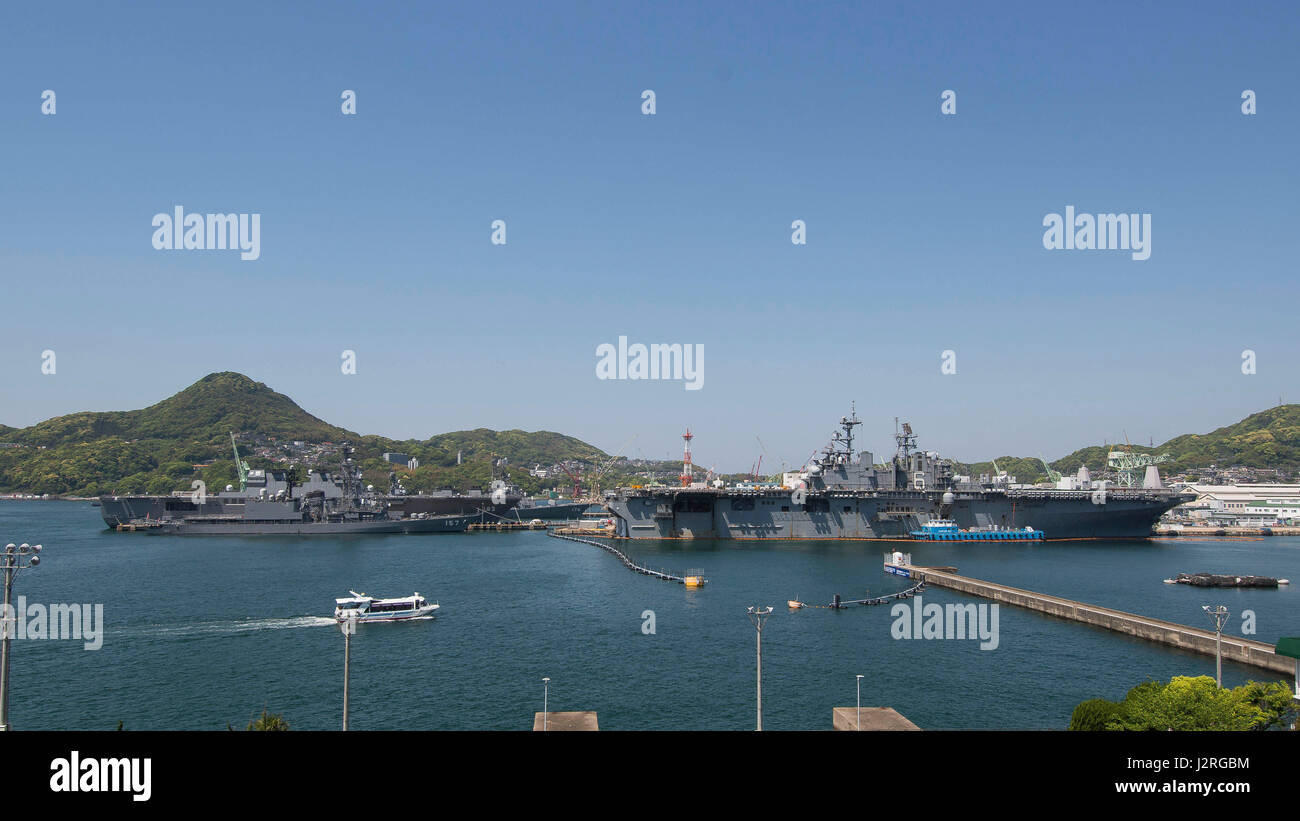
[1172,483,1300,526]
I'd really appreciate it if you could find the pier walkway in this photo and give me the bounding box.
[548,531,705,585]
[884,559,1292,675]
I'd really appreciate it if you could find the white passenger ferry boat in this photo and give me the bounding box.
[334,590,439,622]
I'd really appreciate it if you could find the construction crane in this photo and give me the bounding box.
[230,432,250,491]
[754,435,787,482]
[557,461,584,499]
[588,435,638,495]
[1038,454,1062,484]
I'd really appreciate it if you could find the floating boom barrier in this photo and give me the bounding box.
[787,580,926,610]
[548,530,707,586]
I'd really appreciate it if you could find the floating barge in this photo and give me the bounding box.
[910,520,1043,541]
[1164,572,1289,588]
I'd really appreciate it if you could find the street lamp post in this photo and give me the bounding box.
[340,616,356,731]
[1,542,42,732]
[856,674,864,731]
[746,606,773,731]
[1202,605,1229,687]
[542,677,550,731]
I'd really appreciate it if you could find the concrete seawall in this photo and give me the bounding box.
[892,564,1292,675]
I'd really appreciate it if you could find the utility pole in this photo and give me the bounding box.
[746,606,773,730]
[1202,605,1229,687]
[1,542,42,732]
[340,616,356,730]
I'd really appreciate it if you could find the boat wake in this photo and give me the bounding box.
[121,616,338,638]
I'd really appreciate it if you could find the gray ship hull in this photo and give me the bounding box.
[385,494,521,517]
[142,513,476,535]
[604,487,1189,541]
[99,494,588,528]
[500,500,593,521]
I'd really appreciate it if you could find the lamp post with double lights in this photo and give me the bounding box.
[746,606,773,731]
[1,542,42,731]
[341,615,356,730]
[1202,605,1229,688]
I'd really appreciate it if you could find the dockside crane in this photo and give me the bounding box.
[589,434,638,495]
[1107,432,1171,488]
[1038,454,1062,484]
[230,431,250,491]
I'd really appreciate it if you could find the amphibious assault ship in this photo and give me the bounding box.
[603,409,1192,540]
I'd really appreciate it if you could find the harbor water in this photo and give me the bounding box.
[3,501,1297,730]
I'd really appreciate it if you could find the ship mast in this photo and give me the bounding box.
[680,429,694,486]
[338,442,359,513]
[894,418,917,465]
[830,402,861,462]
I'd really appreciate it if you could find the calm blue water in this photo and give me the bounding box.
[2,501,1297,730]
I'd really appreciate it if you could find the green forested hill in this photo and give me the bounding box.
[962,405,1300,483]
[9,372,355,447]
[0,373,610,496]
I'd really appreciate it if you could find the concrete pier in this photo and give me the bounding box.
[885,561,1292,675]
[832,707,921,731]
[533,711,599,731]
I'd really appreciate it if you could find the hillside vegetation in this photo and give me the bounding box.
[0,373,610,496]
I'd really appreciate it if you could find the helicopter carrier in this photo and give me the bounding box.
[602,410,1192,540]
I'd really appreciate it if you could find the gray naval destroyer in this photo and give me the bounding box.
[385,474,591,521]
[603,409,1193,540]
[99,443,474,535]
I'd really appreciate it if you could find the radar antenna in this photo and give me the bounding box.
[894,419,917,464]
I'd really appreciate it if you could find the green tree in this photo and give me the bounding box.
[245,708,290,731]
[1068,698,1122,731]
[1071,676,1297,731]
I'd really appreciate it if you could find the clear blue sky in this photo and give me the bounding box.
[2,1,1297,470]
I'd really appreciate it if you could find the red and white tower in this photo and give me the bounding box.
[680,429,694,486]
